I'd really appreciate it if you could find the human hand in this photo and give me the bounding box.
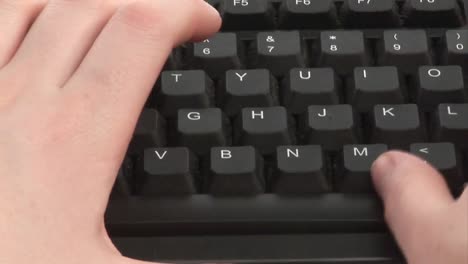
[0,1,220,264]
[372,151,468,264]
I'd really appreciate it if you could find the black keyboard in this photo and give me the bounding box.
[107,0,468,263]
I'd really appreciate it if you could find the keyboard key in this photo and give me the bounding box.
[403,0,464,28]
[410,143,464,192]
[318,31,370,75]
[302,105,358,151]
[157,71,214,117]
[283,68,340,114]
[443,30,468,71]
[416,66,466,111]
[176,108,229,155]
[221,69,278,116]
[342,0,400,28]
[278,0,338,29]
[129,109,166,154]
[339,144,388,192]
[378,30,432,74]
[192,33,242,78]
[371,104,425,149]
[254,31,306,76]
[209,146,265,195]
[221,0,275,30]
[236,107,294,154]
[273,145,329,194]
[349,67,405,112]
[139,147,198,196]
[433,104,468,148]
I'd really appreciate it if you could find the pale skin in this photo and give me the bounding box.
[0,1,465,264]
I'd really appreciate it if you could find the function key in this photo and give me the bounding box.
[192,33,242,78]
[283,68,340,114]
[156,70,214,117]
[253,31,306,76]
[378,30,432,74]
[273,145,329,194]
[416,66,466,111]
[176,108,230,155]
[433,104,468,149]
[221,69,278,117]
[443,30,468,70]
[220,0,275,30]
[139,147,198,196]
[349,67,405,113]
[278,0,338,29]
[318,31,370,75]
[410,143,464,192]
[339,144,388,192]
[129,109,166,154]
[341,0,400,28]
[403,0,464,28]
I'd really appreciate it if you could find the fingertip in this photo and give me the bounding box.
[191,0,222,42]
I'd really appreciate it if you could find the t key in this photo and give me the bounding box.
[342,0,400,28]
[221,0,275,30]
[403,0,464,28]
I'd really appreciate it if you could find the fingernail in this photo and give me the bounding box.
[371,152,399,196]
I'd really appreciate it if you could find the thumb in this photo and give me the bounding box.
[371,151,455,260]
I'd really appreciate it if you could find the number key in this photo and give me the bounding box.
[443,30,468,71]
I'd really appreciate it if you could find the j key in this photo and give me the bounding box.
[339,144,388,192]
[221,0,275,31]
[157,71,214,117]
[303,105,359,151]
[254,31,306,76]
[403,0,464,28]
[222,69,278,116]
[371,104,425,149]
[378,30,432,74]
[236,107,294,155]
[443,30,468,71]
[129,109,166,154]
[342,0,400,28]
[192,33,242,78]
[283,68,340,114]
[273,145,329,194]
[416,66,466,111]
[318,31,369,75]
[410,143,464,192]
[208,146,265,195]
[278,0,338,29]
[349,67,405,112]
[433,104,468,148]
[139,148,198,196]
[176,108,229,155]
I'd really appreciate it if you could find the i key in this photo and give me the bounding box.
[283,68,340,114]
[443,30,468,71]
[378,30,432,74]
[157,70,214,117]
[176,108,230,155]
[209,146,265,195]
[273,145,329,194]
[339,144,388,192]
[129,109,166,154]
[302,105,359,151]
[433,104,468,148]
[371,104,425,149]
[139,147,198,196]
[192,33,242,78]
[222,69,278,117]
[278,0,338,29]
[254,31,306,76]
[319,31,370,75]
[342,0,400,28]
[221,0,275,30]
[403,0,464,28]
[349,67,405,112]
[410,143,464,193]
[236,107,294,155]
[416,66,466,111]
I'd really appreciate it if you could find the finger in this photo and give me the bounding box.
[9,0,122,87]
[0,0,47,68]
[64,0,220,150]
[371,151,454,258]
